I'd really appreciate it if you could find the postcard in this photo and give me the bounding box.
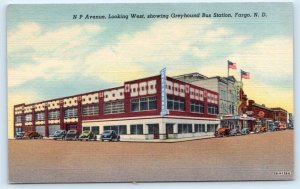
[7,3,293,183]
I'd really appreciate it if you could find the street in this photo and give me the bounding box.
[9,130,294,183]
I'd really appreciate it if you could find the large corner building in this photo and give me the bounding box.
[14,73,220,140]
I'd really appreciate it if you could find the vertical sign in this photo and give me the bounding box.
[160,68,168,116]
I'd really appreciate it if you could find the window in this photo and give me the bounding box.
[130,124,143,134]
[64,108,78,118]
[130,96,157,112]
[15,115,22,123]
[166,124,174,134]
[147,124,159,134]
[190,101,204,113]
[208,104,218,115]
[220,90,226,100]
[104,100,124,114]
[83,126,90,131]
[167,97,185,111]
[178,124,192,134]
[104,125,127,135]
[48,110,60,120]
[25,114,32,122]
[82,104,99,116]
[91,126,100,135]
[207,124,218,132]
[35,112,45,121]
[195,124,205,132]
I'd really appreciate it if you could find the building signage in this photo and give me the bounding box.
[160,68,168,116]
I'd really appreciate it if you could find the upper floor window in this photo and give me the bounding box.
[105,100,124,114]
[208,104,218,115]
[190,101,204,113]
[167,97,185,111]
[15,115,22,123]
[35,112,45,121]
[25,114,32,122]
[131,96,157,112]
[48,110,60,120]
[82,104,99,116]
[64,108,78,118]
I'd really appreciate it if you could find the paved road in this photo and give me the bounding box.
[9,130,294,183]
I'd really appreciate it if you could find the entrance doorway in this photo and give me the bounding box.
[166,123,174,139]
[148,124,159,139]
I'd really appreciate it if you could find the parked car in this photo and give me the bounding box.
[254,126,266,133]
[78,130,97,141]
[269,124,279,132]
[241,128,250,135]
[24,131,43,139]
[65,130,79,141]
[52,130,67,140]
[229,128,242,136]
[260,126,267,132]
[278,124,286,131]
[214,128,230,137]
[15,132,25,139]
[101,130,120,142]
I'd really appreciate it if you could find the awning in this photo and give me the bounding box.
[221,115,256,121]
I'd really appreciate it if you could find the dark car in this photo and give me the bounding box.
[241,128,250,135]
[65,130,79,141]
[78,130,97,141]
[24,131,43,139]
[214,128,230,137]
[229,128,242,136]
[101,130,120,142]
[15,132,25,139]
[52,130,67,140]
[269,124,278,132]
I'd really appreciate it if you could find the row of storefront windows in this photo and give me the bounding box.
[82,124,218,135]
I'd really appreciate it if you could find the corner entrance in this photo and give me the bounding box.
[148,124,159,139]
[166,123,174,139]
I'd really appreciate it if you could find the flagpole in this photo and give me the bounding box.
[227,61,229,115]
[240,69,243,83]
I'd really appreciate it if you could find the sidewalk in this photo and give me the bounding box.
[120,135,214,143]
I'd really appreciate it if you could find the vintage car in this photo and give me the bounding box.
[229,128,242,136]
[278,124,286,131]
[65,130,79,141]
[24,131,43,139]
[78,130,97,141]
[52,130,67,140]
[101,130,120,142]
[241,128,250,135]
[268,124,279,132]
[214,128,230,137]
[254,126,267,133]
[15,132,25,139]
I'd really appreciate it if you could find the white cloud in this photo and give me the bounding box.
[8,22,104,87]
[83,19,246,83]
[229,37,292,75]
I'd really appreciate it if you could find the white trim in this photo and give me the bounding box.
[82,115,219,123]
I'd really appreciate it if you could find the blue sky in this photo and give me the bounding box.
[7,3,293,113]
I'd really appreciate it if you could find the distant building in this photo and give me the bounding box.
[245,100,274,131]
[271,107,288,126]
[174,73,239,116]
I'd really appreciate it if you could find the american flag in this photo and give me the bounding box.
[241,70,250,79]
[228,60,237,69]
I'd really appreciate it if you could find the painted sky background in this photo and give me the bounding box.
[7,3,293,138]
